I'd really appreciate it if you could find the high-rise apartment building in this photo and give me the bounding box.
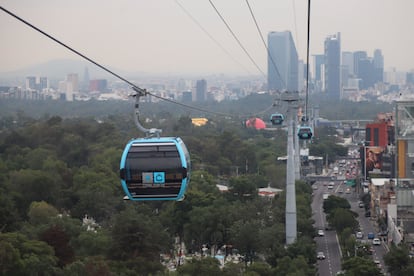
[267,31,298,91]
[324,33,341,100]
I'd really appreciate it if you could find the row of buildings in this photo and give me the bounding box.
[1,30,414,102]
[267,31,414,101]
[359,101,414,249]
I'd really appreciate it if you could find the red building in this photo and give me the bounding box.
[365,113,394,147]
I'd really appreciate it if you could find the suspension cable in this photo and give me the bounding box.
[245,0,285,88]
[305,0,311,121]
[174,0,253,76]
[0,5,273,121]
[208,0,267,78]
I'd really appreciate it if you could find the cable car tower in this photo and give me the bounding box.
[281,91,300,245]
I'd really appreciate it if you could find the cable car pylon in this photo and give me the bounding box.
[280,91,299,245]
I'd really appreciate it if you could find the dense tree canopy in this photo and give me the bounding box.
[0,97,381,274]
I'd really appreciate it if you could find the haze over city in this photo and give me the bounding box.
[1,0,413,76]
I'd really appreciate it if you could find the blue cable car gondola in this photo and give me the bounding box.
[270,113,284,125]
[120,137,191,201]
[297,125,313,140]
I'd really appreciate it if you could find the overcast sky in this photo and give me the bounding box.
[0,0,413,76]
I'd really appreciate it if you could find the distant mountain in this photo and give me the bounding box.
[0,59,127,80]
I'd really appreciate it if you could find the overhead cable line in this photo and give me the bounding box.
[305,0,311,120]
[292,0,299,52]
[0,6,145,95]
[0,5,270,120]
[208,0,267,79]
[245,0,285,88]
[174,0,253,75]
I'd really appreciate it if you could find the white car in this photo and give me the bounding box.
[356,231,363,239]
[372,238,381,245]
[317,251,326,260]
[318,229,325,236]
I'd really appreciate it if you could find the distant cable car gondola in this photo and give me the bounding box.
[120,137,191,201]
[297,125,313,140]
[270,113,284,125]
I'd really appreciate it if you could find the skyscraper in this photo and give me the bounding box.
[196,79,207,102]
[267,31,298,91]
[353,51,367,77]
[324,33,341,100]
[373,49,384,83]
[312,54,324,93]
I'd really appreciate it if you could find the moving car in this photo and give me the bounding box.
[367,232,375,239]
[317,251,326,260]
[372,238,381,245]
[356,231,363,239]
[318,229,325,236]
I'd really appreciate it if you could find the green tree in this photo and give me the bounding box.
[384,244,411,276]
[342,256,382,276]
[177,257,221,275]
[327,208,359,233]
[40,224,75,267]
[0,232,59,275]
[109,206,170,261]
[28,201,59,225]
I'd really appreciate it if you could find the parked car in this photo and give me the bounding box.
[372,238,381,245]
[317,251,326,260]
[358,201,364,208]
[356,231,364,239]
[318,229,325,236]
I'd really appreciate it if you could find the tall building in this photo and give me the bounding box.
[373,49,384,83]
[26,76,36,90]
[196,79,207,102]
[82,67,90,92]
[324,33,341,100]
[353,51,367,77]
[89,79,108,92]
[267,31,298,91]
[66,73,79,92]
[38,77,48,91]
[312,54,324,93]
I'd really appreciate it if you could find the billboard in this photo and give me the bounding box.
[364,146,385,180]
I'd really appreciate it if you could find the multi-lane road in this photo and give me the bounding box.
[312,178,389,275]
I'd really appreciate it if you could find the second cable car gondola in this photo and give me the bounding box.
[297,125,313,140]
[270,113,284,125]
[120,137,191,201]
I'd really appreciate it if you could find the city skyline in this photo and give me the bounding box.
[1,0,413,77]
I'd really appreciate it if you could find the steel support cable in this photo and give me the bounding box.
[0,5,274,121]
[244,0,285,89]
[0,6,235,118]
[208,0,267,79]
[174,0,253,75]
[305,0,311,120]
[0,6,147,95]
[292,0,299,52]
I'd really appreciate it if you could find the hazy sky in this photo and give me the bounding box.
[0,0,413,76]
